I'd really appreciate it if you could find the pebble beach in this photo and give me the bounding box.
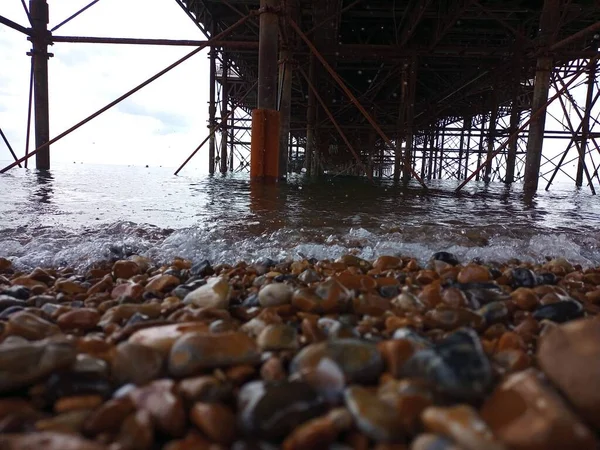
[0,251,599,449]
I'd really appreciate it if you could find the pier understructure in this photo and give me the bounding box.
[1,0,599,192]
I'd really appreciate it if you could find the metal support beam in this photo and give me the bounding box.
[523,0,560,191]
[30,0,51,170]
[576,56,597,187]
[220,52,229,174]
[257,0,279,110]
[305,54,316,176]
[208,34,216,174]
[0,128,22,167]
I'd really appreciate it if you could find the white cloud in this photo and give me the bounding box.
[0,0,212,172]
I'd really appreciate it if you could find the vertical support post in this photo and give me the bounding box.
[476,114,486,181]
[523,0,559,191]
[402,57,417,182]
[394,64,408,181]
[208,33,217,174]
[220,52,229,174]
[505,40,523,184]
[367,131,375,179]
[229,106,235,171]
[457,117,470,179]
[420,132,428,179]
[463,116,472,179]
[575,56,597,187]
[427,131,435,180]
[30,0,51,170]
[305,54,316,175]
[251,0,281,181]
[438,126,444,179]
[484,92,498,181]
[278,51,293,178]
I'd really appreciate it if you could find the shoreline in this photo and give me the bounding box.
[0,252,599,448]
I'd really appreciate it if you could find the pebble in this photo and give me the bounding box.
[145,274,180,293]
[537,318,600,428]
[0,432,107,450]
[129,322,209,355]
[421,405,505,450]
[257,324,299,351]
[290,338,383,383]
[403,328,492,400]
[183,276,231,309]
[190,402,237,444]
[258,283,293,307]
[130,379,186,437]
[238,380,327,439]
[111,341,164,385]
[480,369,597,450]
[169,331,260,377]
[532,299,583,322]
[345,385,404,442]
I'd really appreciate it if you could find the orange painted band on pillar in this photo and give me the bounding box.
[251,108,281,181]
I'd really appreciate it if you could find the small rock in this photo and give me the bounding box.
[0,432,107,450]
[169,331,260,377]
[238,380,327,440]
[145,274,180,293]
[83,397,135,435]
[0,338,76,393]
[532,299,583,323]
[345,386,404,442]
[130,379,186,437]
[112,342,164,385]
[129,322,209,356]
[190,402,237,444]
[457,265,490,284]
[421,405,505,450]
[431,252,459,266]
[56,308,100,330]
[538,318,600,428]
[5,311,61,340]
[411,434,460,450]
[183,276,231,309]
[480,369,597,450]
[258,283,293,307]
[113,409,154,450]
[403,328,492,400]
[290,338,384,384]
[257,324,299,351]
[113,260,141,279]
[298,269,320,284]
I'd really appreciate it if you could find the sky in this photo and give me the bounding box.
[0,0,211,171]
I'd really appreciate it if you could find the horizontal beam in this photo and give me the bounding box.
[51,35,259,49]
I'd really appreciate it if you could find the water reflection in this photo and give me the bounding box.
[32,170,54,204]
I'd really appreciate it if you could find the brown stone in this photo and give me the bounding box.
[113,260,141,279]
[0,432,107,450]
[0,257,12,271]
[111,341,164,385]
[163,431,216,450]
[5,311,60,340]
[169,331,260,377]
[282,408,353,450]
[377,339,417,378]
[424,306,484,331]
[373,256,402,271]
[353,294,392,316]
[493,349,531,374]
[11,276,46,289]
[336,272,378,291]
[257,324,299,351]
[261,356,286,381]
[111,282,144,300]
[183,277,231,309]
[145,274,180,293]
[56,308,100,330]
[129,322,210,356]
[54,395,103,413]
[440,287,469,308]
[378,379,434,435]
[457,265,491,284]
[35,410,91,433]
[190,402,236,444]
[422,405,505,450]
[511,288,539,311]
[480,369,597,450]
[496,331,526,352]
[345,386,404,442]
[55,280,87,295]
[83,397,135,435]
[130,379,186,437]
[537,317,600,428]
[113,409,154,450]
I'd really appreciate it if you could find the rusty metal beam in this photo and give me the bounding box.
[52,35,259,48]
[398,0,433,47]
[0,14,30,35]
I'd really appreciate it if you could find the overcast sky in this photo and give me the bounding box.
[0,0,211,171]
